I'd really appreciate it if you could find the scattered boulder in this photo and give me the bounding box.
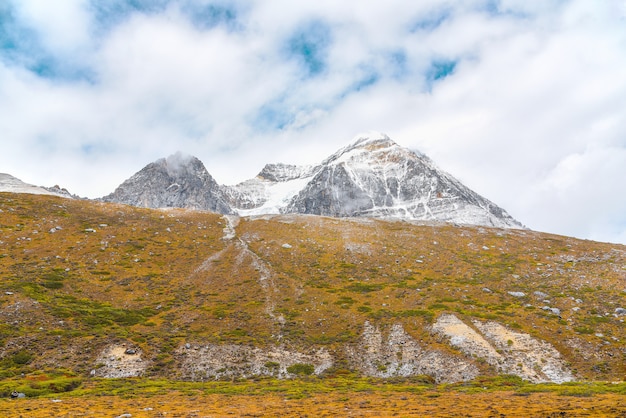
[10,391,26,399]
[615,308,626,316]
[542,306,561,315]
[508,291,526,298]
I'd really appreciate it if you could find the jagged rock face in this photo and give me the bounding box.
[221,179,267,210]
[102,133,522,228]
[258,163,315,182]
[103,153,233,214]
[283,134,522,228]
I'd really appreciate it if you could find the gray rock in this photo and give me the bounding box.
[103,152,234,214]
[542,306,561,315]
[615,308,626,316]
[508,291,526,298]
[534,291,549,299]
[282,135,523,228]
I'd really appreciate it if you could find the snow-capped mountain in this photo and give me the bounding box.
[221,163,316,216]
[102,153,233,214]
[225,133,522,228]
[0,173,75,198]
[102,133,522,228]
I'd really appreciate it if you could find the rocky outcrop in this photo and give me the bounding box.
[103,152,233,214]
[92,344,149,378]
[257,163,315,182]
[345,321,479,383]
[176,344,332,380]
[432,314,573,383]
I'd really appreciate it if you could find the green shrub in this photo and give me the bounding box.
[264,361,280,370]
[344,282,383,293]
[287,363,314,376]
[12,350,33,365]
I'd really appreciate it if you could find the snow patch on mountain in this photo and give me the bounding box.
[0,173,73,198]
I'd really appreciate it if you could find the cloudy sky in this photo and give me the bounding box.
[1,0,626,244]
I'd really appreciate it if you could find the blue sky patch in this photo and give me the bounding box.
[388,50,408,80]
[285,20,332,77]
[253,97,294,131]
[341,67,380,98]
[427,60,457,82]
[89,0,172,34]
[409,9,450,32]
[0,4,37,60]
[29,56,97,84]
[181,1,240,31]
[0,4,95,83]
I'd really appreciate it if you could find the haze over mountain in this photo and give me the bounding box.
[105,133,523,229]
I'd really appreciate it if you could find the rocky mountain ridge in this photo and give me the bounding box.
[102,153,233,215]
[105,133,523,229]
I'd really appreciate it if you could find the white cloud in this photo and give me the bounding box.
[12,0,92,54]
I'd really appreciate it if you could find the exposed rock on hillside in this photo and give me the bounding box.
[176,344,333,380]
[346,322,479,383]
[432,314,573,383]
[93,344,149,378]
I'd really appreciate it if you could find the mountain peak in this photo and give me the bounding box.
[102,133,522,229]
[160,152,201,175]
[347,131,393,148]
[103,154,233,214]
[257,163,315,182]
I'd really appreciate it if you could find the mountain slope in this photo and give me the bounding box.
[226,133,522,228]
[0,173,74,198]
[222,163,316,215]
[0,193,624,384]
[102,153,233,214]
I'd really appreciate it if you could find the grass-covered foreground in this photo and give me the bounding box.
[1,373,626,417]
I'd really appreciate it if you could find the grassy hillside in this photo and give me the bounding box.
[1,192,624,388]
